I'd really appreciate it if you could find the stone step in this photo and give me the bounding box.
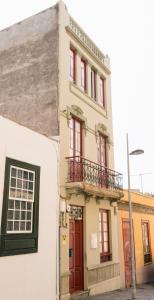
[70,290,89,300]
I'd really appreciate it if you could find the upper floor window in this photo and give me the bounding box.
[98,133,107,167]
[7,165,35,234]
[100,78,105,108]
[0,158,40,256]
[69,48,76,82]
[69,117,83,157]
[99,209,111,263]
[91,69,97,100]
[81,59,87,92]
[69,117,83,182]
[142,221,152,264]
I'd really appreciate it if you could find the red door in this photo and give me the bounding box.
[69,217,83,293]
[122,219,135,287]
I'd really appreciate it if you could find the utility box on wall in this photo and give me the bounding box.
[91,233,98,249]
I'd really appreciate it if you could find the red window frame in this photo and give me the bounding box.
[69,117,83,182]
[81,59,87,92]
[69,116,83,157]
[91,69,97,100]
[99,209,111,263]
[100,77,105,108]
[141,220,152,264]
[98,133,107,167]
[69,48,76,82]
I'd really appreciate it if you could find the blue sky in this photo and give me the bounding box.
[0,0,154,194]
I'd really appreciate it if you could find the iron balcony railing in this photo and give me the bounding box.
[66,156,123,190]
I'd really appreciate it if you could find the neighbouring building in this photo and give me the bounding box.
[118,190,154,288]
[0,1,123,299]
[0,117,59,300]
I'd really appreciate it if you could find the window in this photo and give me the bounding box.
[91,69,97,100]
[99,210,111,262]
[97,134,108,187]
[69,117,82,157]
[142,221,152,264]
[81,59,87,92]
[100,77,105,108]
[0,158,40,256]
[69,117,83,182]
[69,48,76,82]
[98,134,107,167]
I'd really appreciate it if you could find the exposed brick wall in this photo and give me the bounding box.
[0,5,59,137]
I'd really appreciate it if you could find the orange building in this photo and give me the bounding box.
[118,190,154,288]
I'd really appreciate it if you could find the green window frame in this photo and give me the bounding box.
[0,157,40,256]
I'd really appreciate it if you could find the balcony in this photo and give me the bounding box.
[66,156,123,193]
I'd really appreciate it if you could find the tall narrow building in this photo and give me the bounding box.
[0,1,123,299]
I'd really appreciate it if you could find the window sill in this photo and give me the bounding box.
[87,260,119,271]
[144,261,152,266]
[70,79,76,85]
[69,82,107,117]
[0,233,38,256]
[0,247,37,257]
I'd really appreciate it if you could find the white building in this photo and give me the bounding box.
[0,117,59,300]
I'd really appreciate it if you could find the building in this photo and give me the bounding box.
[0,117,59,300]
[0,1,123,299]
[118,190,154,288]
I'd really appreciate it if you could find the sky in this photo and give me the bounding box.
[0,0,154,194]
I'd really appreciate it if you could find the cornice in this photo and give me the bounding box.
[118,200,154,215]
[66,17,111,75]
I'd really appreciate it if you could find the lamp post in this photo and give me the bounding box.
[126,133,144,299]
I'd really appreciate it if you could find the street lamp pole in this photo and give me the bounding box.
[126,134,144,298]
[126,133,136,299]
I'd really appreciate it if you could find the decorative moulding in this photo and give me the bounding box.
[65,105,87,132]
[95,123,107,134]
[69,17,108,65]
[95,123,112,146]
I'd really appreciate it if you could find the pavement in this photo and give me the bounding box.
[88,282,154,300]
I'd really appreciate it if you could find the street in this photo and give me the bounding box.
[89,283,154,300]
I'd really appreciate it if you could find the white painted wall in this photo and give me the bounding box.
[0,117,59,300]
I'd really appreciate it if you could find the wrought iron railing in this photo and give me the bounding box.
[66,156,123,190]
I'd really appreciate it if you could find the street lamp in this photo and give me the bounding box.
[126,133,144,299]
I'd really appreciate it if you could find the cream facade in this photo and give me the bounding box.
[0,117,59,300]
[58,2,123,299]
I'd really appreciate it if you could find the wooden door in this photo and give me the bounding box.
[122,219,135,287]
[69,218,83,293]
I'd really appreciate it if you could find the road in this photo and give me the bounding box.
[88,283,154,300]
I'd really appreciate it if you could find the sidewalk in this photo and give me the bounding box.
[88,283,154,300]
